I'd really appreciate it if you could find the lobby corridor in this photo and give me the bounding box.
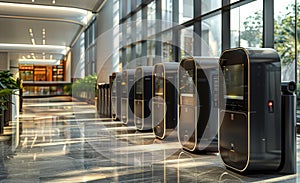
[0,96,299,182]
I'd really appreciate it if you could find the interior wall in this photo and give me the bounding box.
[0,52,9,71]
[9,53,20,77]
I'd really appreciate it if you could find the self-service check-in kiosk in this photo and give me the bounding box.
[134,66,154,131]
[219,47,296,174]
[153,62,179,139]
[111,72,122,121]
[121,69,135,126]
[178,57,219,152]
[104,83,110,117]
[98,83,103,116]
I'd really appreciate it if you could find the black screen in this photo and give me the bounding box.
[223,64,244,100]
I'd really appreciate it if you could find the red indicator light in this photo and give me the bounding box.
[268,101,273,107]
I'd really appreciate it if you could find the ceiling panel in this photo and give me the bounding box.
[0,0,107,62]
[0,18,81,46]
[0,0,104,11]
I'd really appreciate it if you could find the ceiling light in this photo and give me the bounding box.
[50,55,53,60]
[0,2,93,26]
[42,39,45,45]
[29,28,32,33]
[32,0,34,2]
[27,55,31,58]
[22,56,26,59]
[31,38,35,45]
[19,59,60,65]
[31,53,34,56]
[0,43,69,55]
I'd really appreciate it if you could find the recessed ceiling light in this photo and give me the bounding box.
[31,38,35,45]
[19,59,60,65]
[42,39,46,45]
[31,53,34,56]
[32,0,34,2]
[27,55,31,58]
[52,0,55,4]
[29,28,32,33]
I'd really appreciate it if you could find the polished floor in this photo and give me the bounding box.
[0,96,300,182]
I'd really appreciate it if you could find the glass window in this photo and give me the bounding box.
[274,0,296,82]
[136,11,142,41]
[230,0,263,48]
[126,47,131,66]
[147,40,155,65]
[202,14,221,57]
[162,0,172,21]
[147,1,156,37]
[126,0,131,15]
[136,43,142,58]
[230,0,240,3]
[162,31,173,62]
[179,0,193,24]
[180,26,194,58]
[202,0,221,15]
[126,18,132,46]
[136,0,142,7]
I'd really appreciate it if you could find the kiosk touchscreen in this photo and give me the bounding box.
[111,72,122,121]
[134,66,154,131]
[219,48,282,173]
[153,62,179,139]
[178,57,219,152]
[121,69,135,126]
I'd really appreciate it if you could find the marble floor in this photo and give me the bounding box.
[0,96,300,182]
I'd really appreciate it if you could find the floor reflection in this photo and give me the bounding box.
[0,96,299,182]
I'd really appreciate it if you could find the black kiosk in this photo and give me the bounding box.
[104,83,110,117]
[111,72,122,121]
[134,66,154,131]
[219,47,296,174]
[121,69,135,126]
[178,57,219,152]
[98,83,104,116]
[152,62,179,139]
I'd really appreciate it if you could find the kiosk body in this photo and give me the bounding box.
[219,48,282,172]
[111,72,122,121]
[104,83,110,117]
[153,62,179,139]
[178,57,219,152]
[98,84,103,116]
[134,66,154,131]
[121,69,135,126]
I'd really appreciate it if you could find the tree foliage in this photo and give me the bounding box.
[240,11,263,47]
[241,4,299,66]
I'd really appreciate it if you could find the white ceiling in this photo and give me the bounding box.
[0,0,106,63]
[0,0,104,12]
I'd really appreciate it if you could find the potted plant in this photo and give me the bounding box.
[0,88,13,134]
[0,71,21,126]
